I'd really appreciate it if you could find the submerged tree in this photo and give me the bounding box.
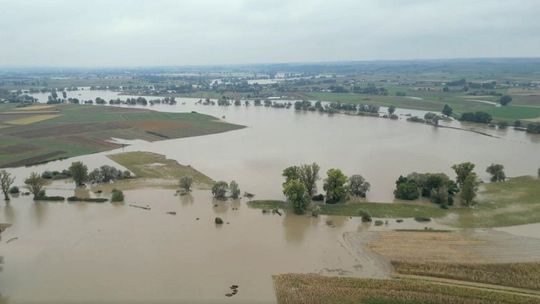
[24,172,46,199]
[323,169,348,203]
[283,179,310,214]
[0,170,15,201]
[229,180,240,199]
[348,174,370,198]
[212,181,228,199]
[388,105,396,115]
[179,176,193,192]
[486,164,506,182]
[69,161,88,186]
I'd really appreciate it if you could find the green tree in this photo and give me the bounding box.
[229,180,240,199]
[499,95,512,106]
[442,104,453,117]
[179,176,193,192]
[460,173,479,206]
[323,169,348,203]
[298,163,320,196]
[0,170,15,201]
[394,180,419,200]
[348,174,370,197]
[212,181,228,199]
[452,162,475,187]
[111,189,124,202]
[283,179,310,214]
[24,172,46,199]
[282,166,300,186]
[69,161,88,186]
[486,164,506,182]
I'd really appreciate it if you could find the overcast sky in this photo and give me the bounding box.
[1,0,539,67]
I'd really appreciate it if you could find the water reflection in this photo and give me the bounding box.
[179,193,194,206]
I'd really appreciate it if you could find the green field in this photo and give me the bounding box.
[0,104,244,167]
[305,92,540,121]
[249,176,540,228]
[108,151,213,185]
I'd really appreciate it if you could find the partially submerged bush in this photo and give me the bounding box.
[229,180,240,199]
[35,195,65,201]
[215,217,224,224]
[414,216,431,222]
[212,181,228,199]
[67,196,108,203]
[179,176,193,192]
[8,186,19,194]
[357,209,372,222]
[374,220,384,226]
[110,189,124,202]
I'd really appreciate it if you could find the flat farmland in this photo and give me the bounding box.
[0,104,244,168]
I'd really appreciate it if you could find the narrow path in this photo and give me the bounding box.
[393,274,540,298]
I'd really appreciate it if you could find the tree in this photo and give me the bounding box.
[69,161,88,186]
[388,105,396,115]
[298,163,320,196]
[179,176,193,192]
[499,95,512,106]
[0,170,15,201]
[394,180,419,200]
[452,162,475,187]
[348,174,370,197]
[323,169,348,203]
[442,104,453,117]
[486,164,506,182]
[24,172,46,199]
[283,179,310,214]
[212,181,228,199]
[460,173,479,206]
[229,180,240,199]
[282,166,300,186]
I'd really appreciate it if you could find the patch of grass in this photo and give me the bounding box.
[273,273,539,304]
[248,199,448,219]
[456,176,540,228]
[108,151,213,185]
[247,200,289,209]
[5,114,60,125]
[392,261,540,291]
[320,201,448,219]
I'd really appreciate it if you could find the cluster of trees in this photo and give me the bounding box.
[394,172,458,205]
[211,180,241,200]
[460,111,493,124]
[394,162,507,207]
[87,165,131,184]
[281,163,370,214]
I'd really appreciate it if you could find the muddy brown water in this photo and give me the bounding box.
[0,91,538,303]
[0,185,442,303]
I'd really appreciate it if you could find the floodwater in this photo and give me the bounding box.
[0,90,539,303]
[0,185,441,303]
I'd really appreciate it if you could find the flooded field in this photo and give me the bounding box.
[0,90,539,303]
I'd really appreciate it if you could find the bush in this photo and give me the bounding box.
[215,217,224,224]
[358,209,372,222]
[110,189,124,202]
[35,195,65,201]
[460,111,492,124]
[8,186,19,194]
[212,181,228,199]
[67,196,108,203]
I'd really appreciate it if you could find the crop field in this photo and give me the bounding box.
[273,273,540,304]
[392,261,540,291]
[0,104,244,167]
